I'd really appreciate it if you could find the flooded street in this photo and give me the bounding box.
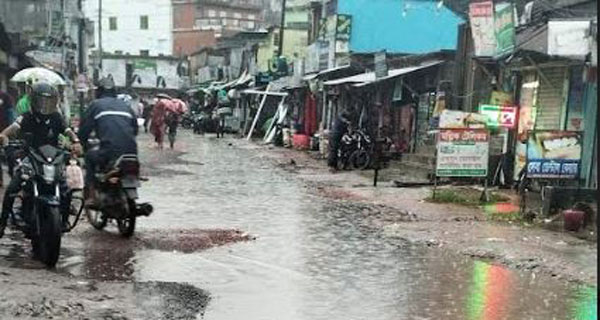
[0,131,596,320]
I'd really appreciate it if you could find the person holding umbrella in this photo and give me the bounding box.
[164,97,187,149]
[150,93,172,149]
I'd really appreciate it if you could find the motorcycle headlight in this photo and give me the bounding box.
[42,164,56,183]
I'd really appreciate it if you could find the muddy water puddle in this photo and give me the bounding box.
[0,132,596,320]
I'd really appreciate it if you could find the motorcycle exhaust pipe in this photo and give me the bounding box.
[136,203,153,217]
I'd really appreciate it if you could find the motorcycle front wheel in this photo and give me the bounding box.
[34,206,62,268]
[350,150,371,170]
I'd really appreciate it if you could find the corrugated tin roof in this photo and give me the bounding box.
[324,61,443,86]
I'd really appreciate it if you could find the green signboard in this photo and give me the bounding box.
[336,14,352,40]
[134,60,157,71]
[494,2,515,57]
[436,129,490,177]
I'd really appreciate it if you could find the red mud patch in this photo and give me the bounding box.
[137,229,253,253]
[74,228,254,281]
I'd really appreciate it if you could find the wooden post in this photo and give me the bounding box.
[246,84,271,140]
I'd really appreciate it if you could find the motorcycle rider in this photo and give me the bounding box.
[327,109,353,172]
[78,77,138,207]
[0,81,82,238]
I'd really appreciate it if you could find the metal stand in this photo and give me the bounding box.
[480,177,490,203]
[432,175,438,200]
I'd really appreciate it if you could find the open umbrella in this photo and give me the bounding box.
[10,67,66,86]
[168,98,188,114]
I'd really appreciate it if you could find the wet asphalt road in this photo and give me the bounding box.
[2,131,598,319]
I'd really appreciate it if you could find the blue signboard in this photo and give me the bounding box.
[526,131,582,179]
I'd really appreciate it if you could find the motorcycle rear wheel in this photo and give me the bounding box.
[86,207,108,230]
[117,200,136,238]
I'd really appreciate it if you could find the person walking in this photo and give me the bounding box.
[143,98,154,133]
[150,94,171,149]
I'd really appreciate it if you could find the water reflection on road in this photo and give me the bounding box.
[40,132,600,319]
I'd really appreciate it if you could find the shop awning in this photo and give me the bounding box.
[302,65,352,81]
[324,61,443,87]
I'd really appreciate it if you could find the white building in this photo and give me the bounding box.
[84,0,173,56]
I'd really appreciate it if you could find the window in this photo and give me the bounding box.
[109,17,117,30]
[208,10,216,17]
[233,19,240,27]
[234,12,242,19]
[140,15,149,30]
[196,19,208,27]
[248,14,256,21]
[140,50,149,56]
[220,11,227,18]
[247,21,255,29]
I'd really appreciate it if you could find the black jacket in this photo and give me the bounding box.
[79,96,138,155]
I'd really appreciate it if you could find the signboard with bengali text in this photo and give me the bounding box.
[469,1,495,56]
[437,129,490,177]
[494,2,516,56]
[526,130,582,179]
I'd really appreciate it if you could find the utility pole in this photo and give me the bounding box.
[78,0,86,122]
[277,0,286,57]
[98,0,103,70]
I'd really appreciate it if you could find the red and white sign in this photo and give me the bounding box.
[480,104,517,128]
[469,1,496,57]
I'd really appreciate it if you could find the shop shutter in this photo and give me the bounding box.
[535,66,568,130]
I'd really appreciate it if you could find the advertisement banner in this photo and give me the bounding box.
[439,110,487,129]
[514,81,539,180]
[494,2,516,56]
[132,59,157,88]
[479,104,517,128]
[526,131,582,179]
[437,129,490,177]
[336,14,352,41]
[489,90,513,105]
[469,1,496,56]
[547,20,591,58]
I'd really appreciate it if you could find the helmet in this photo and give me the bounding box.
[96,76,116,98]
[30,82,59,116]
[97,76,115,90]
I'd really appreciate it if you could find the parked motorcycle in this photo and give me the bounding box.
[4,136,83,267]
[85,138,152,237]
[336,131,359,170]
[180,112,195,129]
[337,129,374,170]
[192,112,218,134]
[349,129,374,170]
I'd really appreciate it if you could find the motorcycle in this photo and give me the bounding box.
[4,136,83,267]
[336,129,374,170]
[349,129,374,170]
[336,131,359,170]
[85,138,153,237]
[180,112,195,129]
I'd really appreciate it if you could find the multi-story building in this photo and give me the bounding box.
[84,0,173,57]
[172,0,264,57]
[0,0,88,78]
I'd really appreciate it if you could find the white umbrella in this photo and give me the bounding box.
[10,67,66,86]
